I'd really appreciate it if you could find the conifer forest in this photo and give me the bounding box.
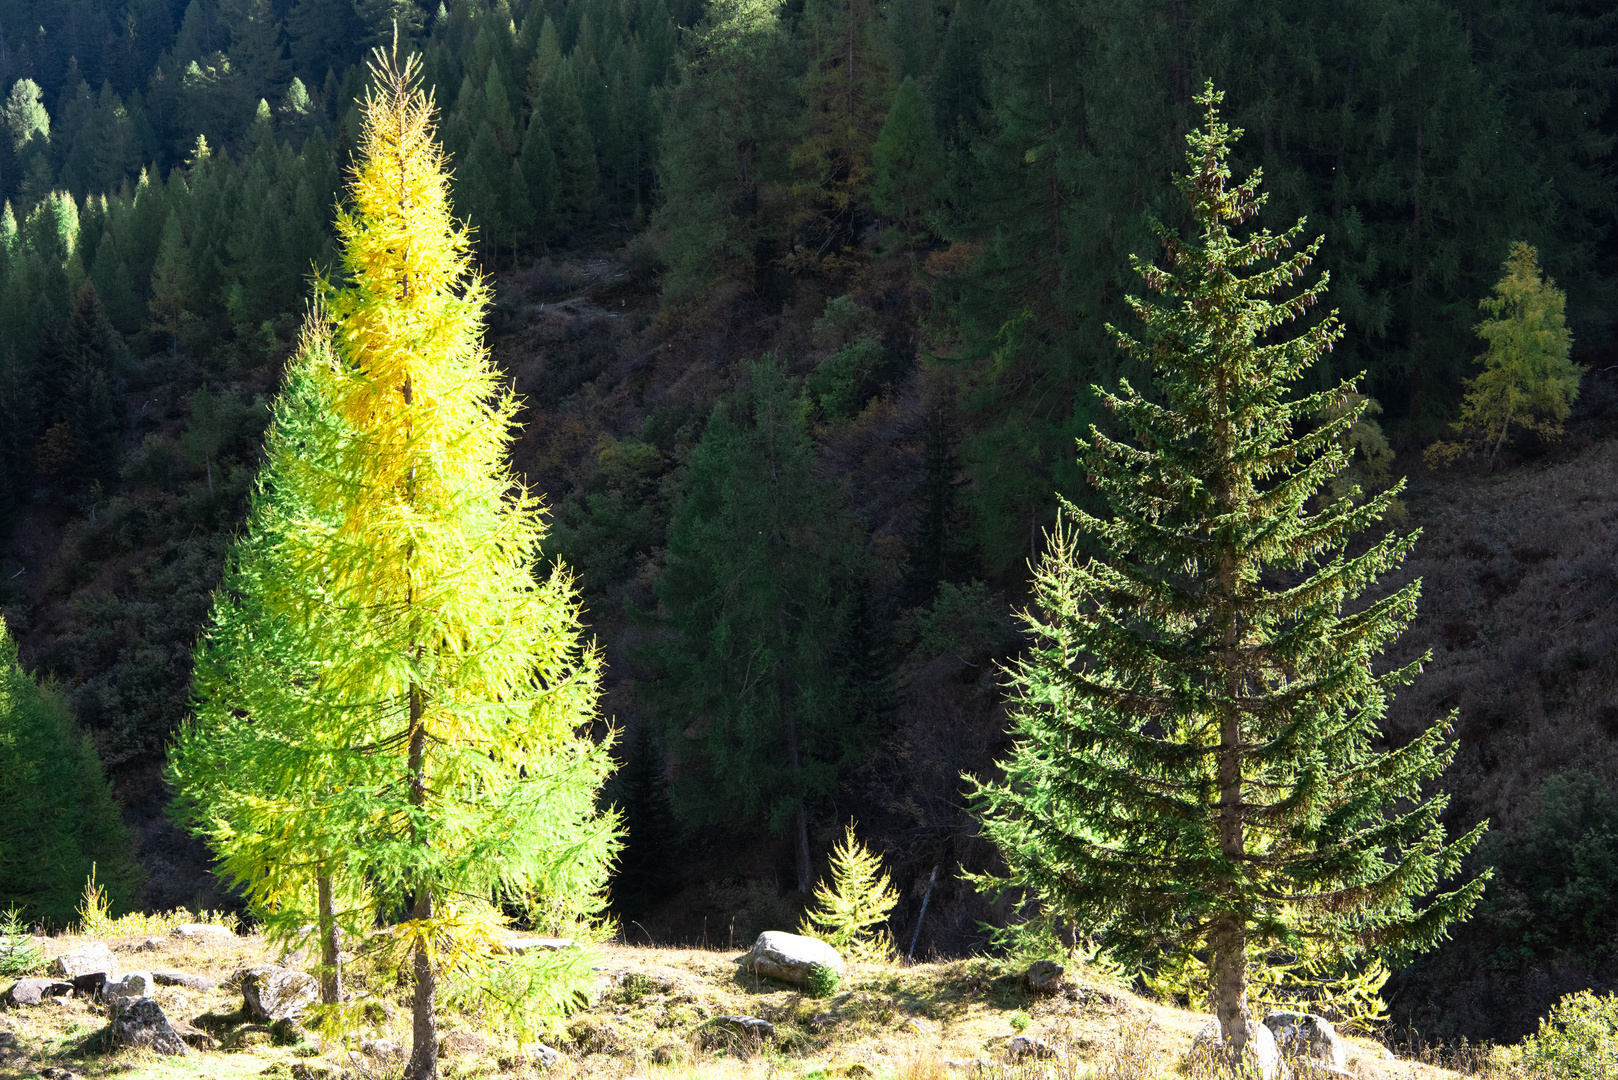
[5,0,1618,1061]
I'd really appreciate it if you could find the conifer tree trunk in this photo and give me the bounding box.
[406,682,438,1080]
[316,867,341,1005]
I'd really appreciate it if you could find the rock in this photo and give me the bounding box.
[152,971,217,990]
[742,931,844,987]
[137,937,165,952]
[0,1031,14,1048]
[171,923,235,942]
[48,942,115,981]
[1024,960,1067,994]
[714,1015,775,1040]
[40,1068,83,1079]
[71,973,108,998]
[109,996,189,1055]
[1192,1019,1281,1080]
[1007,1035,1054,1062]
[104,971,156,1004]
[241,966,319,1022]
[1264,1011,1348,1072]
[534,1044,560,1069]
[651,1042,681,1065]
[3,978,73,1006]
[360,1037,404,1061]
[498,936,576,954]
[173,1023,218,1051]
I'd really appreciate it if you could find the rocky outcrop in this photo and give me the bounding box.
[1191,1018,1281,1080]
[109,997,188,1055]
[741,932,844,988]
[240,966,319,1022]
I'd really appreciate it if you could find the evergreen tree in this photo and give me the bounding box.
[644,357,869,893]
[170,49,620,1078]
[519,109,562,242]
[789,0,893,269]
[543,64,599,238]
[650,0,798,303]
[870,76,942,239]
[971,86,1486,1063]
[0,617,141,927]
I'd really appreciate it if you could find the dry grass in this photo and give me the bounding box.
[0,931,1487,1080]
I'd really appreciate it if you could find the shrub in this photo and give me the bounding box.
[1500,990,1618,1079]
[805,963,841,999]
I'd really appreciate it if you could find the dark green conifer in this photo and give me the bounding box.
[644,358,870,894]
[971,86,1487,1063]
[871,76,942,239]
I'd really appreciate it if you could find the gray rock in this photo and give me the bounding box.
[1264,1011,1348,1072]
[170,923,235,942]
[1192,1019,1281,1080]
[152,971,217,990]
[241,966,319,1022]
[533,1044,560,1069]
[714,1015,775,1040]
[48,943,115,981]
[110,996,189,1055]
[104,971,156,1006]
[741,931,844,987]
[1007,1035,1054,1062]
[360,1037,404,1061]
[3,978,73,1006]
[1024,960,1066,994]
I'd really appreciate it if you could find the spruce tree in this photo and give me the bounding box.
[169,49,620,1079]
[971,85,1486,1064]
[644,358,869,894]
[0,617,141,927]
[871,76,942,240]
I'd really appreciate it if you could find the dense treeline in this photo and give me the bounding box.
[1,0,1617,1045]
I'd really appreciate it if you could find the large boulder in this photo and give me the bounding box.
[742,932,844,988]
[3,978,73,1006]
[48,943,115,982]
[110,997,188,1055]
[240,966,319,1022]
[1191,1018,1281,1080]
[1263,1011,1348,1073]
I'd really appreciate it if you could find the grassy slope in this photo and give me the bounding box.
[0,929,1451,1080]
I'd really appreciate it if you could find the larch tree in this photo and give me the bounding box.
[971,85,1486,1066]
[168,47,620,1080]
[1424,242,1580,470]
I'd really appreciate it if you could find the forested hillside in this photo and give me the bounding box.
[1,0,1616,1046]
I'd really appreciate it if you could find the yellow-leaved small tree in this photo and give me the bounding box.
[1426,242,1580,469]
[798,823,899,962]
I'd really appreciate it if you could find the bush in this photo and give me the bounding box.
[1501,990,1618,1078]
[805,963,841,999]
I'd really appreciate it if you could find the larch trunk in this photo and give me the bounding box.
[316,867,341,1005]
